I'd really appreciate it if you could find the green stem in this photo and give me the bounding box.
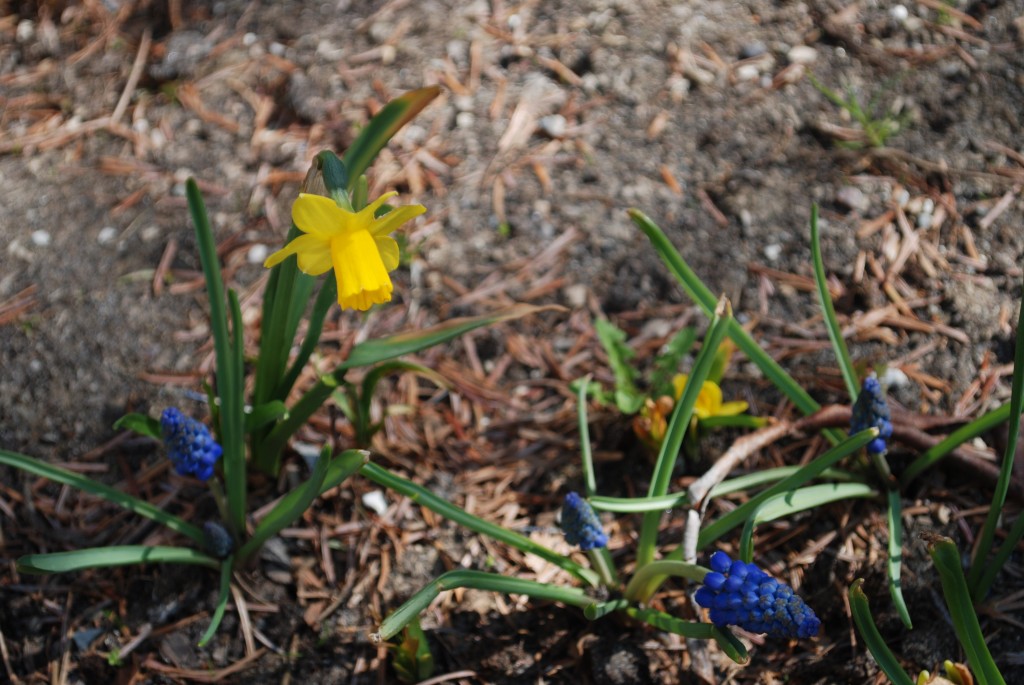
[624,560,710,604]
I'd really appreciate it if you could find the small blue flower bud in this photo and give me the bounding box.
[560,492,608,551]
[695,551,821,639]
[851,375,894,455]
[203,521,234,559]
[160,408,223,482]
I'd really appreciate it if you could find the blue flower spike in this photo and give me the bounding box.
[560,492,608,551]
[160,407,223,481]
[694,551,821,639]
[851,374,894,456]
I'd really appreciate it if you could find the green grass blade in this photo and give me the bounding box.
[887,489,912,629]
[738,483,878,562]
[237,449,366,564]
[343,86,441,192]
[375,570,593,641]
[901,403,1011,487]
[244,401,289,433]
[274,277,337,400]
[929,537,1006,685]
[695,428,877,550]
[590,492,689,513]
[638,300,730,567]
[0,449,204,543]
[594,317,643,414]
[18,546,219,574]
[849,579,915,685]
[225,290,247,533]
[968,283,1024,599]
[650,327,696,397]
[709,465,861,498]
[198,555,233,647]
[360,462,599,587]
[810,203,859,401]
[630,208,844,445]
[622,607,748,664]
[112,413,161,440]
[975,507,1024,602]
[577,375,597,497]
[187,179,246,535]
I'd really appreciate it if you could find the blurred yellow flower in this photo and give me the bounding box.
[264,192,425,311]
[672,374,748,419]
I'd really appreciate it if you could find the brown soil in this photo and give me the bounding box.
[2,1,1024,683]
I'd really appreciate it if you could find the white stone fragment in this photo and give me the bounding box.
[98,227,118,244]
[247,244,269,264]
[31,230,51,247]
[362,490,388,515]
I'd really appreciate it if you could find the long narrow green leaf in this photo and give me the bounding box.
[630,208,844,445]
[709,465,861,498]
[968,282,1024,599]
[577,375,597,497]
[976,507,1024,602]
[225,289,247,533]
[198,555,234,647]
[738,483,878,562]
[623,607,748,664]
[590,492,690,513]
[273,277,337,401]
[244,401,289,433]
[343,87,441,191]
[695,428,877,549]
[262,305,560,460]
[375,570,593,641]
[887,489,912,629]
[849,580,915,685]
[236,445,335,563]
[810,203,859,401]
[650,326,697,396]
[112,413,161,440]
[929,537,1006,685]
[360,462,599,587]
[0,450,204,544]
[187,179,246,536]
[901,403,1011,487]
[637,300,730,568]
[18,546,219,574]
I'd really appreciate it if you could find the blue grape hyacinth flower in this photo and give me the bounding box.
[560,492,608,551]
[694,551,821,639]
[160,407,223,481]
[851,375,893,455]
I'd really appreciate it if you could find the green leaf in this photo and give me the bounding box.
[849,579,915,685]
[18,546,219,574]
[739,483,877,562]
[343,86,441,191]
[695,428,878,550]
[391,618,435,683]
[361,462,599,587]
[928,536,1006,685]
[0,449,204,544]
[901,403,1011,486]
[710,465,861,498]
[968,274,1024,600]
[113,413,161,440]
[622,607,748,664]
[198,555,234,647]
[638,299,731,567]
[630,208,845,445]
[244,401,289,433]
[810,203,859,402]
[590,492,690,513]
[577,375,597,497]
[237,448,366,564]
[887,489,912,629]
[594,318,643,414]
[375,570,593,642]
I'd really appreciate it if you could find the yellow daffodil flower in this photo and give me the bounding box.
[264,192,425,311]
[672,374,748,419]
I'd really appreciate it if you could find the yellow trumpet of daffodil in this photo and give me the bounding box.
[671,374,748,420]
[264,192,425,311]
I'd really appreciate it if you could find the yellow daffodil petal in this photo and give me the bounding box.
[375,234,400,271]
[263,233,332,273]
[694,381,723,419]
[363,191,399,219]
[331,229,393,311]
[718,400,749,416]
[292,193,345,238]
[370,204,426,237]
[672,374,688,400]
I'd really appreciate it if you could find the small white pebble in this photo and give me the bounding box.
[455,111,475,129]
[879,367,909,388]
[916,212,932,229]
[242,32,258,47]
[30,230,51,247]
[269,41,286,57]
[890,4,909,22]
[141,225,161,242]
[247,244,269,264]
[362,490,388,515]
[98,226,118,244]
[735,64,761,82]
[539,114,567,138]
[16,19,34,42]
[922,198,935,214]
[763,243,783,261]
[787,45,818,65]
